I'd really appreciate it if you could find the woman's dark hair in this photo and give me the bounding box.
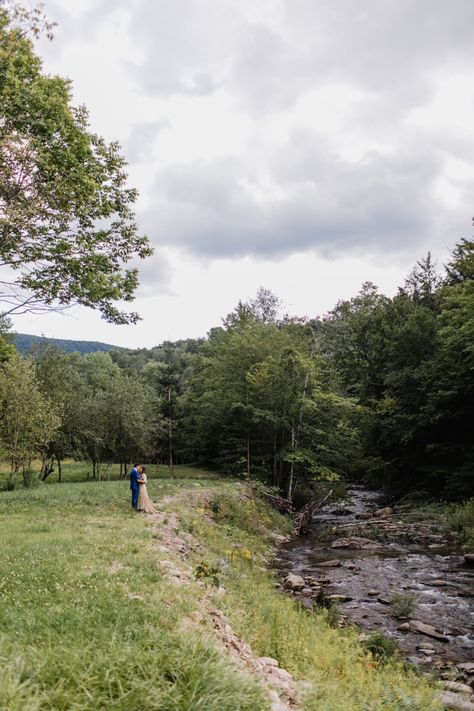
[142,466,146,473]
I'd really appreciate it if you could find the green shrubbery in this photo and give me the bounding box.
[449,498,474,550]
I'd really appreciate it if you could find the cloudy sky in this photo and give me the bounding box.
[12,0,474,347]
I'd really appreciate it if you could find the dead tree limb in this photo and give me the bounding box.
[292,489,333,536]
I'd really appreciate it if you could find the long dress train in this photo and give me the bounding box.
[137,474,157,513]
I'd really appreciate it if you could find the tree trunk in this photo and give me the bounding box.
[168,384,174,478]
[273,432,278,486]
[57,459,62,482]
[246,431,251,479]
[288,422,296,502]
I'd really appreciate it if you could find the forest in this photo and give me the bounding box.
[1,238,472,500]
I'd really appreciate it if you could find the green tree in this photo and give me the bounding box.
[0,3,152,323]
[0,354,60,486]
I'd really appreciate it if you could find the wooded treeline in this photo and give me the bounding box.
[0,238,472,499]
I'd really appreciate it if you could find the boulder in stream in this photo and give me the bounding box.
[463,553,474,565]
[374,506,394,517]
[408,619,449,642]
[331,536,380,550]
[319,559,341,567]
[283,573,305,591]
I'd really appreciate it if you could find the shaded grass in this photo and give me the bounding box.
[0,479,267,710]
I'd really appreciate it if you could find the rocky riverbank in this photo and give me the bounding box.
[275,484,474,709]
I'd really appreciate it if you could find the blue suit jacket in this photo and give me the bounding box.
[130,467,141,490]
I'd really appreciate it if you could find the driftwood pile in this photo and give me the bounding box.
[292,490,332,535]
[254,486,333,536]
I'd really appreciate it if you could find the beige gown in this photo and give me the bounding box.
[137,474,157,513]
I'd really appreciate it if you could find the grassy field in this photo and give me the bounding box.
[0,472,443,710]
[0,461,219,487]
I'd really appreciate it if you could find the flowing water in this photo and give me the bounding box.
[276,484,474,669]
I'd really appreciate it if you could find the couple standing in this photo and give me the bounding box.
[130,464,156,513]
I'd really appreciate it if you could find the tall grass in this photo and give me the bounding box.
[0,479,267,710]
[169,487,442,711]
[448,498,474,550]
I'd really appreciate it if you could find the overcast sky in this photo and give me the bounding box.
[11,0,474,347]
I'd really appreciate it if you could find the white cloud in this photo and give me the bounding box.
[12,0,471,344]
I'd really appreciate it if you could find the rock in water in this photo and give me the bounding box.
[408,619,449,642]
[283,573,305,590]
[331,537,380,550]
[329,594,353,603]
[374,506,394,517]
[463,553,474,565]
[319,559,341,567]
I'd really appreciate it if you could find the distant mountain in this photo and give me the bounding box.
[13,333,124,355]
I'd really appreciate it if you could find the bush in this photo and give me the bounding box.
[391,593,417,619]
[449,498,474,550]
[361,631,398,662]
[194,560,221,586]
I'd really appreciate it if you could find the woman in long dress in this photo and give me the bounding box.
[137,467,157,514]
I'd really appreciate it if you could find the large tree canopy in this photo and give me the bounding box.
[0,3,152,323]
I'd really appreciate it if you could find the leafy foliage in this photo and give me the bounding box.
[0,3,152,322]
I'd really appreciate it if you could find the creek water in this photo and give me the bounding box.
[275,484,474,669]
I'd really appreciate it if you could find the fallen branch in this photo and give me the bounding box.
[293,489,333,536]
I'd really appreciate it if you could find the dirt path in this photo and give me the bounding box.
[144,489,303,711]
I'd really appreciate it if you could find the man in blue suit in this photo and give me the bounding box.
[130,464,143,509]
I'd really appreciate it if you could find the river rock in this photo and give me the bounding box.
[440,691,474,711]
[430,579,450,586]
[331,507,353,515]
[301,587,315,597]
[319,559,341,567]
[329,594,353,603]
[367,589,380,596]
[283,574,305,591]
[442,681,474,695]
[398,622,411,632]
[374,506,394,517]
[463,554,474,565]
[331,536,380,550]
[458,663,474,674]
[409,619,449,642]
[377,596,392,605]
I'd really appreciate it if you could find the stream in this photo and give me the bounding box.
[275,484,474,673]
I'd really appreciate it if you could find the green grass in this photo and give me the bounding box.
[168,489,442,711]
[0,478,267,710]
[0,475,443,710]
[448,497,474,550]
[0,461,219,487]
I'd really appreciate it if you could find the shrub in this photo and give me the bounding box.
[449,498,474,550]
[194,560,221,586]
[361,631,398,662]
[391,593,417,619]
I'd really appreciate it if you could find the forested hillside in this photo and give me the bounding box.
[13,333,123,355]
[1,239,472,500]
